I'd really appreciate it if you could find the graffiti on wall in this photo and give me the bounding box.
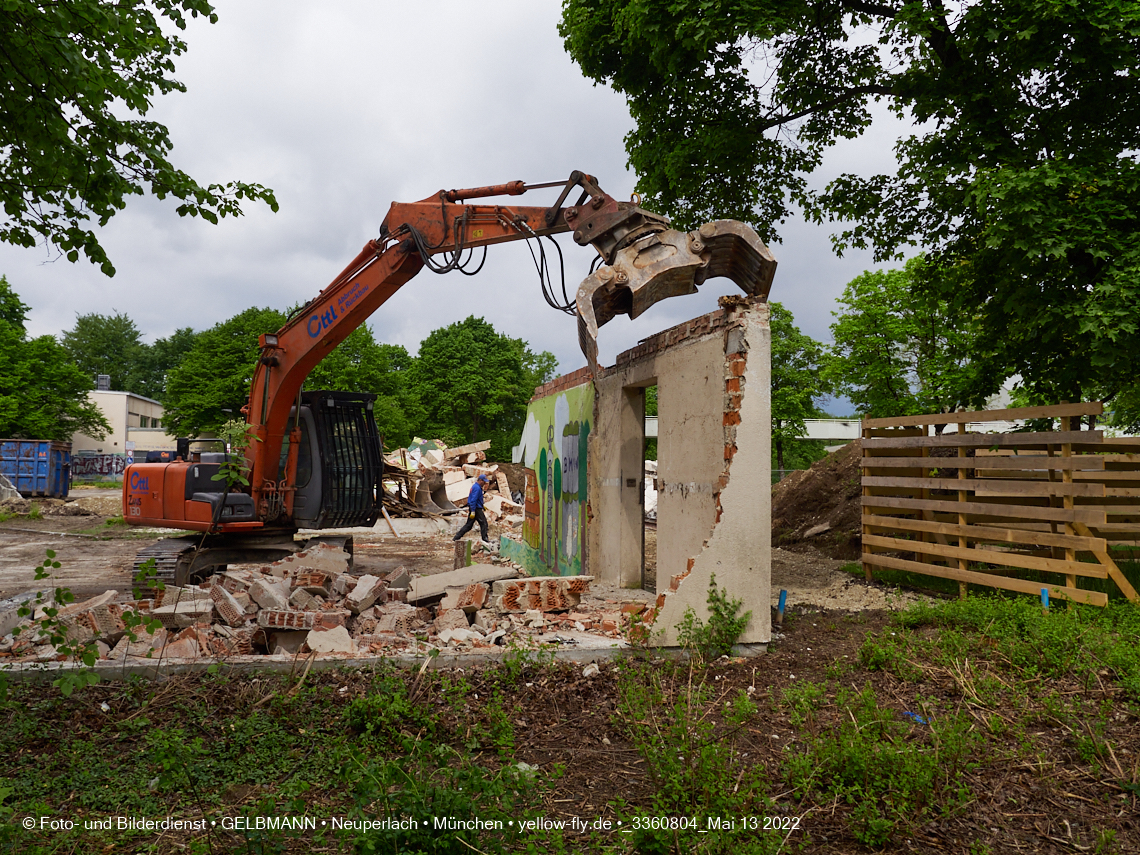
[504,382,592,576]
[72,455,129,478]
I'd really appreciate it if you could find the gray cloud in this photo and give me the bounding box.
[4,1,906,386]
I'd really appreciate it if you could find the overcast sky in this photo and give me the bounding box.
[5,1,907,407]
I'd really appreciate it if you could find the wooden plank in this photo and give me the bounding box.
[862,402,1102,429]
[1074,522,1140,603]
[864,430,1101,450]
[864,534,1109,578]
[861,494,1106,524]
[863,456,1105,471]
[863,475,1105,497]
[862,553,1109,606]
[863,427,925,437]
[861,514,1106,552]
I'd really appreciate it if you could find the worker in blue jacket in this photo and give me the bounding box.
[453,473,491,543]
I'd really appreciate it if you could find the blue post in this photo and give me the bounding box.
[776,589,788,627]
[1041,588,1049,610]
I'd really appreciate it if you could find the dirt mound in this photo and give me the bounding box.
[771,440,862,560]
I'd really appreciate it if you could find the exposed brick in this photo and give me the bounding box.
[723,411,741,426]
[249,579,290,611]
[725,377,741,393]
[210,584,247,628]
[257,609,348,630]
[729,360,747,377]
[724,444,737,461]
[292,572,332,596]
[621,603,646,616]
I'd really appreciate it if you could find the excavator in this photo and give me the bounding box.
[122,171,776,587]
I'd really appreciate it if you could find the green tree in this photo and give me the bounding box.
[0,1,277,276]
[134,327,199,402]
[770,302,829,472]
[824,258,981,420]
[0,278,110,440]
[60,312,146,393]
[163,306,286,436]
[560,0,1140,415]
[412,316,557,460]
[305,325,423,447]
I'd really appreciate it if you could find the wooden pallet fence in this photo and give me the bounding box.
[860,402,1139,605]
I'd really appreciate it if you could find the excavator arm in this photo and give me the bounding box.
[238,171,775,524]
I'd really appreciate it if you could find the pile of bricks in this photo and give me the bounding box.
[0,544,640,663]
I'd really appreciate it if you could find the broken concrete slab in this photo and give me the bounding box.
[271,543,350,576]
[306,625,355,655]
[408,564,520,604]
[270,631,309,655]
[160,636,200,659]
[444,478,477,503]
[433,608,469,634]
[344,575,384,614]
[249,579,290,612]
[152,600,215,630]
[443,440,491,459]
[438,627,485,645]
[0,592,41,637]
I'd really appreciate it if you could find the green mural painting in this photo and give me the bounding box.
[506,380,593,576]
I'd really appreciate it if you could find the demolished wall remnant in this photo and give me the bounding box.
[505,368,594,577]
[589,297,771,646]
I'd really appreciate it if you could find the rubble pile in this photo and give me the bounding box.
[383,438,524,523]
[0,545,637,665]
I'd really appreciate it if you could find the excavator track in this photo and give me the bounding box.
[132,537,200,591]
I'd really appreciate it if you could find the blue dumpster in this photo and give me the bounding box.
[0,440,71,498]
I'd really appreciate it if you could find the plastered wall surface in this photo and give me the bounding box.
[589,300,772,645]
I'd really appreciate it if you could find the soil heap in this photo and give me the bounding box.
[771,440,862,560]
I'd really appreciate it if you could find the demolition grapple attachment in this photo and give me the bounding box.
[574,220,777,374]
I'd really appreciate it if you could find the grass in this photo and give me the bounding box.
[1,595,1138,853]
[70,480,123,490]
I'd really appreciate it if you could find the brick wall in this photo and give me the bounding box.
[530,366,593,402]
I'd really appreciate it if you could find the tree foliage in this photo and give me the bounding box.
[825,258,981,420]
[411,316,557,460]
[770,302,829,472]
[60,311,146,394]
[135,327,199,402]
[163,306,286,436]
[0,277,110,440]
[305,325,422,447]
[561,0,1140,412]
[0,1,277,275]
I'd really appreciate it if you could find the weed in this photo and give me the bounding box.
[783,683,976,846]
[676,573,752,662]
[27,504,41,520]
[612,657,780,852]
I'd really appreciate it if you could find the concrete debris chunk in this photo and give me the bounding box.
[438,627,485,645]
[109,626,167,659]
[249,579,290,611]
[160,635,201,659]
[289,588,320,611]
[344,575,384,614]
[271,543,350,576]
[292,571,332,596]
[524,609,545,629]
[582,663,601,678]
[407,564,520,604]
[210,584,247,627]
[332,575,357,597]
[152,599,215,630]
[383,567,412,590]
[218,572,253,594]
[270,631,309,655]
[433,608,469,634]
[306,625,356,655]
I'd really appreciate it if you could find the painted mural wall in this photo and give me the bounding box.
[503,381,593,576]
